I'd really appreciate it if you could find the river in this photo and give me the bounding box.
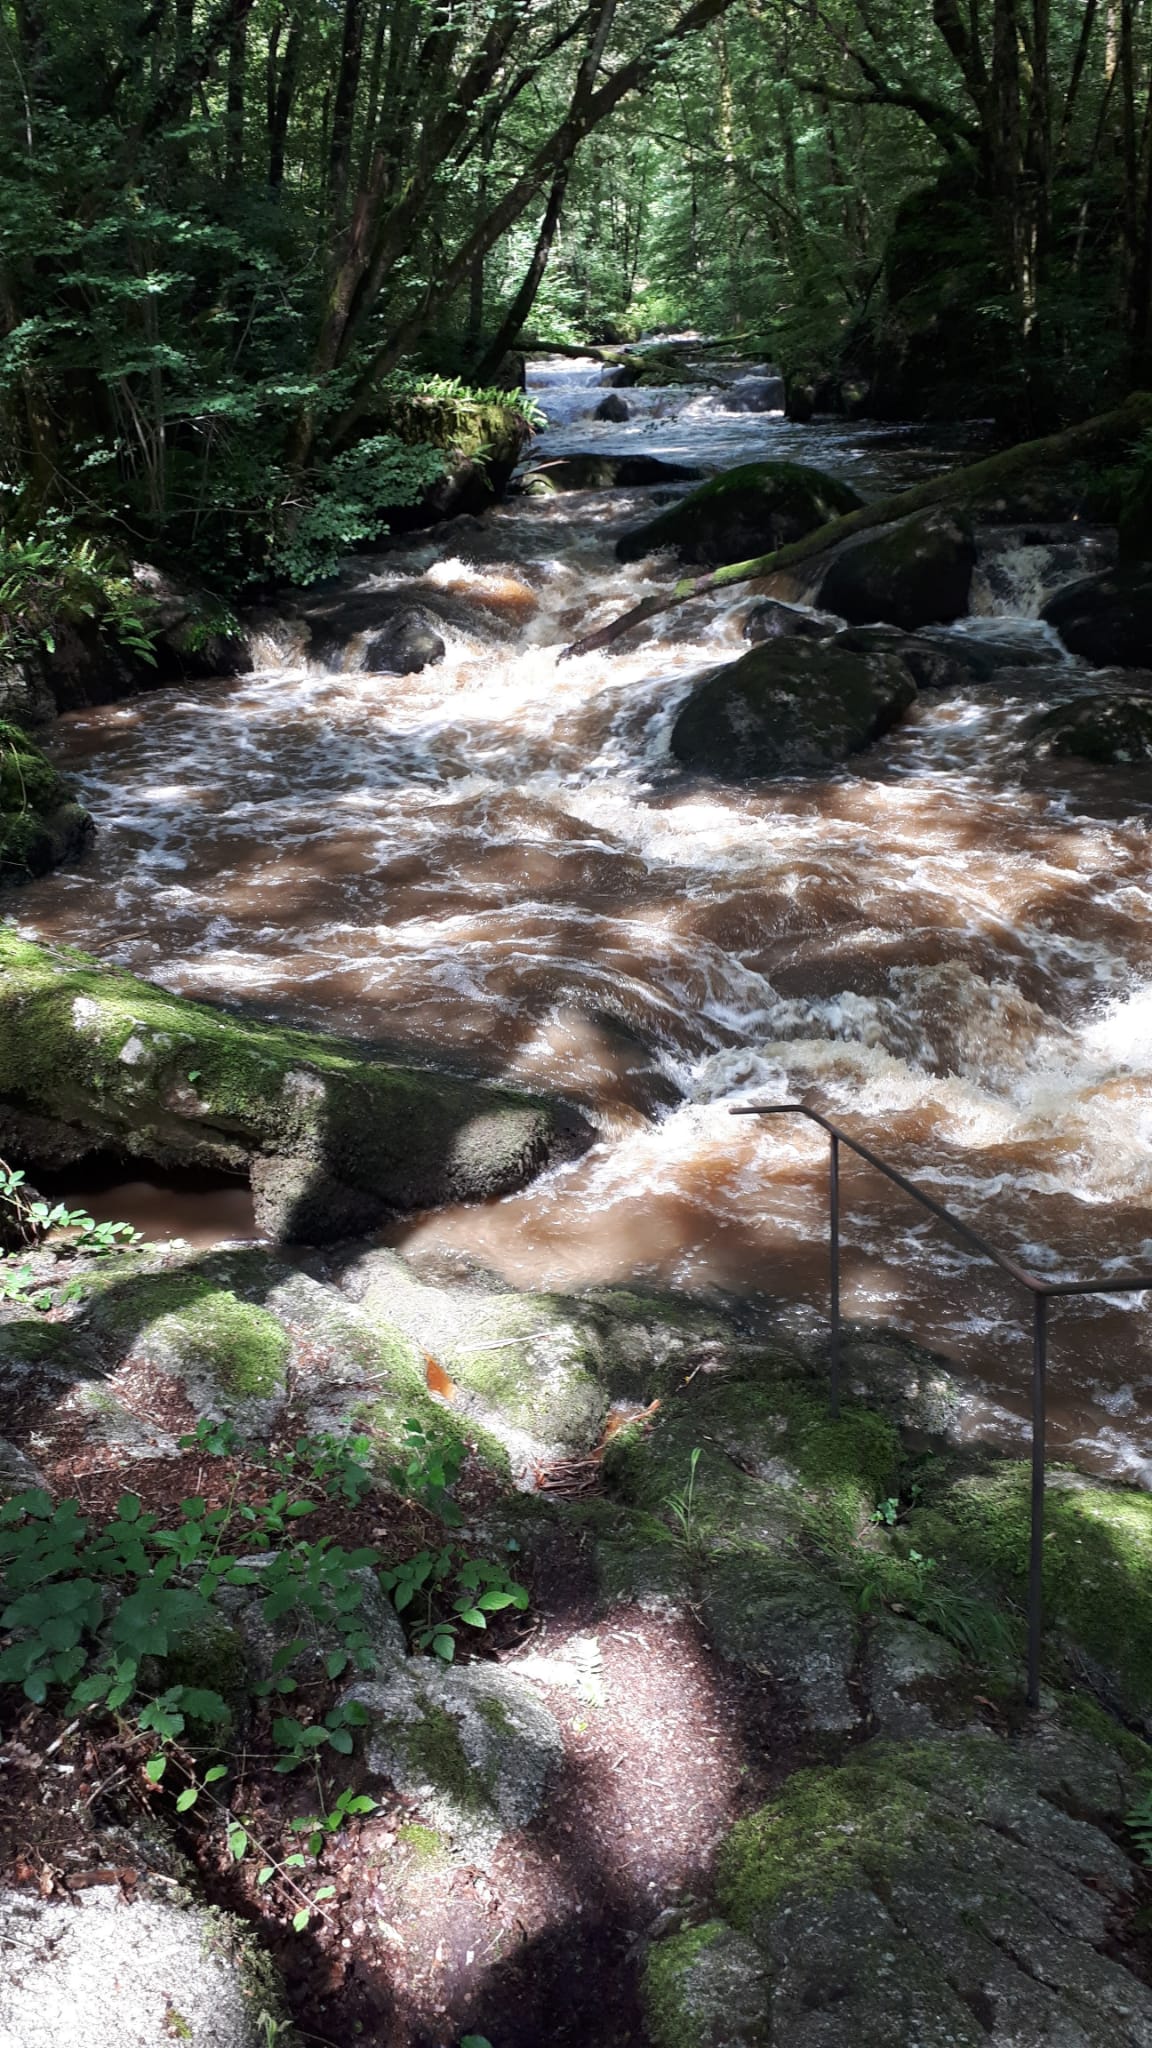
[14,354,1152,1480]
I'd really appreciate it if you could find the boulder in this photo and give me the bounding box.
[743,598,837,644]
[725,374,785,413]
[361,608,446,674]
[542,454,702,492]
[1042,567,1152,667]
[657,1730,1152,2048]
[349,1658,563,1860]
[593,393,631,422]
[130,563,252,680]
[0,931,592,1241]
[0,1885,290,2048]
[669,637,916,779]
[1,721,93,887]
[805,507,976,629]
[616,461,863,568]
[1028,689,1152,764]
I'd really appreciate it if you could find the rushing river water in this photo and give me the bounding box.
[15,355,1152,1479]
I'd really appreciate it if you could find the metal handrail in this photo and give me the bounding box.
[730,1101,1152,1708]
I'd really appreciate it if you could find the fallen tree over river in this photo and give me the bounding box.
[561,393,1152,659]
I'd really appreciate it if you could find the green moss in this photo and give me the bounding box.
[1061,1691,1152,1773]
[399,1705,489,1812]
[716,1744,965,1927]
[642,1922,730,2048]
[617,461,863,567]
[89,1272,289,1396]
[397,1822,445,1859]
[602,1377,898,1550]
[476,1693,511,1734]
[911,1463,1152,1714]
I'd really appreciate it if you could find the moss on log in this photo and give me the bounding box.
[563,393,1152,659]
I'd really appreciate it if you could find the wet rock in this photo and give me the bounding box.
[862,1613,965,1736]
[805,507,976,629]
[0,1884,290,2048]
[1,722,93,888]
[361,607,446,675]
[643,1922,770,2048]
[130,563,252,680]
[0,929,592,1242]
[541,454,701,491]
[685,1729,1152,2048]
[725,374,785,413]
[1028,689,1152,764]
[616,460,863,568]
[349,1658,563,1859]
[972,522,1116,617]
[594,392,631,422]
[1042,566,1152,667]
[0,654,57,729]
[743,598,837,644]
[669,637,917,779]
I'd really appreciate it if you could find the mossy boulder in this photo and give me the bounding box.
[0,929,591,1241]
[1042,567,1152,667]
[910,1461,1152,1725]
[0,722,92,887]
[803,507,976,629]
[349,1658,562,1859]
[642,1921,770,2048]
[654,1727,1152,2047]
[669,637,916,779]
[616,461,863,568]
[1028,690,1152,764]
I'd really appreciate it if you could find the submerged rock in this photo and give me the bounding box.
[593,392,631,422]
[1028,689,1152,764]
[805,506,976,629]
[670,637,916,779]
[1042,566,1152,667]
[541,453,702,491]
[725,374,785,413]
[743,597,837,644]
[0,930,591,1240]
[615,460,863,568]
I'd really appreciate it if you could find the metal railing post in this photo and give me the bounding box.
[1027,1292,1049,1711]
[729,1100,1152,1710]
[829,1132,841,1419]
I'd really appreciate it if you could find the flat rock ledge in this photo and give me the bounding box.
[0,929,591,1239]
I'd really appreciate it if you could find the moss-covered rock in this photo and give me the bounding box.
[804,507,976,629]
[910,1461,1152,1725]
[0,721,92,887]
[0,929,591,1241]
[350,1656,562,1859]
[616,461,863,568]
[677,1727,1152,2047]
[669,636,917,779]
[1028,690,1152,764]
[642,1921,770,2048]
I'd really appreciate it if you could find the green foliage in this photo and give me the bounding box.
[665,1446,703,1553]
[381,1546,529,1662]
[0,1154,142,1306]
[389,1418,465,1526]
[841,1543,1016,1662]
[0,523,155,663]
[261,436,447,586]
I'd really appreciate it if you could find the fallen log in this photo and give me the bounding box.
[560,393,1152,661]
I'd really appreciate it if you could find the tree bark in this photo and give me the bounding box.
[474,160,572,381]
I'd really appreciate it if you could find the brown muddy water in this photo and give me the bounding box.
[14,357,1152,1478]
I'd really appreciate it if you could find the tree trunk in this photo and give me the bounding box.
[474,161,571,381]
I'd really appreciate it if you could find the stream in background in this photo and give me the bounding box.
[15,354,1152,1479]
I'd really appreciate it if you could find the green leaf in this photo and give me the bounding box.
[292,1910,310,1933]
[144,1756,167,1784]
[314,1885,336,1902]
[257,1866,275,1886]
[227,1825,248,1861]
[176,1787,198,1812]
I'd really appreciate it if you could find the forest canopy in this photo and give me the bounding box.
[2,0,1152,581]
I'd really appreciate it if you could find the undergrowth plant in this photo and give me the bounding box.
[0,1406,528,1927]
[0,1158,143,1307]
[0,525,156,666]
